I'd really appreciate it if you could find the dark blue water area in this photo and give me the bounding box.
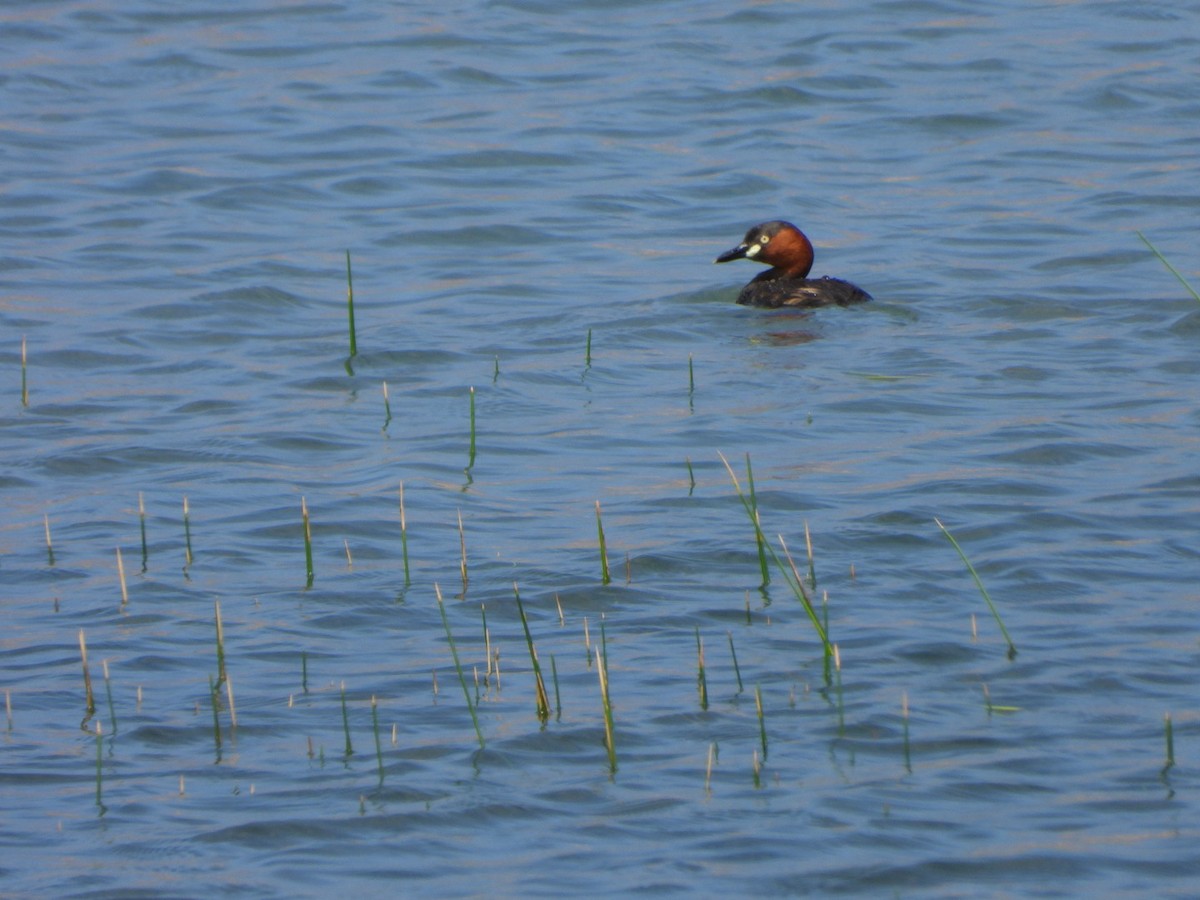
[3,0,1200,896]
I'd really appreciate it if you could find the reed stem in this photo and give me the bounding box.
[44,513,54,566]
[345,250,357,356]
[596,646,617,773]
[466,386,476,471]
[1163,712,1175,773]
[79,629,96,726]
[21,335,29,407]
[1137,231,1200,302]
[340,680,353,758]
[138,492,148,572]
[727,631,744,695]
[116,547,128,607]
[695,627,708,710]
[435,583,485,749]
[182,495,194,568]
[755,684,767,762]
[513,583,551,723]
[595,500,611,585]
[102,659,117,735]
[213,598,227,686]
[302,497,314,587]
[372,695,384,783]
[399,482,411,587]
[935,518,1017,659]
[381,381,392,430]
[457,508,468,594]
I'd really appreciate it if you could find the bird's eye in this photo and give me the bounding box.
[759,235,770,244]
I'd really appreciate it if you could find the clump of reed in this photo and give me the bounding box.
[935,519,1016,659]
[719,452,834,682]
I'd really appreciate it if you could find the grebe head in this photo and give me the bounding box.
[714,220,814,278]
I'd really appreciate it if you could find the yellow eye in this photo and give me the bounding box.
[759,235,770,244]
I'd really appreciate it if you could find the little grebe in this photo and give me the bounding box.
[715,220,872,308]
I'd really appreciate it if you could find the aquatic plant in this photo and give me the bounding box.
[595,500,611,585]
[1137,231,1200,303]
[935,519,1016,659]
[435,583,485,749]
[513,583,551,723]
[345,250,357,356]
[301,498,314,588]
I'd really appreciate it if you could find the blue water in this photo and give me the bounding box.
[4,1,1200,896]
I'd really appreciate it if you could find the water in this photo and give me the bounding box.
[4,0,1200,895]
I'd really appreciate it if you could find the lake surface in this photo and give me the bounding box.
[3,0,1200,896]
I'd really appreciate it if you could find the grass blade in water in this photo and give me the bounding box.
[935,518,1017,659]
[345,250,357,356]
[1137,231,1200,303]
[435,584,485,749]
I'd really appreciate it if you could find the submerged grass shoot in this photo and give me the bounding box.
[213,599,227,686]
[345,250,357,356]
[78,629,96,726]
[435,583,485,749]
[1137,231,1200,303]
[340,681,353,758]
[138,492,148,572]
[935,518,1016,659]
[44,513,54,566]
[595,500,611,585]
[596,646,617,774]
[513,583,551,723]
[398,483,411,587]
[21,335,29,407]
[182,495,194,569]
[116,547,128,607]
[302,497,314,588]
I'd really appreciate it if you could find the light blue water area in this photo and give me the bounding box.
[3,0,1200,896]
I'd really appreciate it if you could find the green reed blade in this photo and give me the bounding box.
[1137,231,1200,303]
[688,353,695,397]
[301,650,309,694]
[513,583,551,722]
[136,492,148,572]
[935,518,1017,659]
[435,584,485,749]
[457,508,468,594]
[213,599,227,686]
[302,497,314,588]
[102,659,117,736]
[396,482,411,587]
[340,681,353,758]
[21,335,29,407]
[695,627,708,710]
[78,629,96,726]
[755,684,767,762]
[208,674,222,753]
[371,695,384,784]
[718,452,834,681]
[1163,712,1175,773]
[585,327,593,368]
[727,631,744,695]
[595,500,611,585]
[466,386,476,471]
[744,454,770,586]
[381,381,392,431]
[345,250,357,356]
[596,647,617,773]
[95,720,105,814]
[685,456,695,495]
[182,496,193,569]
[550,653,561,720]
